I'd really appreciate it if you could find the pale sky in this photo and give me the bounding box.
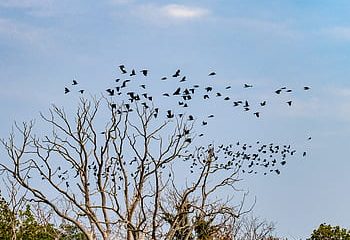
[1,1,350,239]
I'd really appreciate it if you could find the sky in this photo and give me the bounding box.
[1,0,350,239]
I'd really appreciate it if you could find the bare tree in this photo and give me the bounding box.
[0,96,251,240]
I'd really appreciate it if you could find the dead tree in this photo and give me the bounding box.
[0,97,251,240]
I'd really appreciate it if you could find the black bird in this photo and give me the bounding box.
[161,76,167,80]
[254,112,260,118]
[202,121,208,126]
[173,87,181,95]
[203,94,209,99]
[141,69,148,76]
[180,76,186,82]
[244,84,253,88]
[167,110,174,118]
[224,97,230,100]
[163,93,170,97]
[64,87,70,94]
[303,151,307,157]
[244,100,249,107]
[130,69,136,76]
[119,65,127,74]
[275,89,282,94]
[275,169,281,175]
[106,89,115,96]
[193,85,200,88]
[308,137,312,140]
[208,114,214,118]
[304,86,311,90]
[188,115,194,121]
[140,84,146,89]
[225,86,231,89]
[208,72,216,76]
[205,86,213,92]
[260,101,266,106]
[121,79,131,88]
[115,78,120,82]
[286,89,292,93]
[172,69,181,77]
[286,101,292,106]
[79,89,84,94]
[72,80,78,85]
[111,103,117,109]
[216,92,222,97]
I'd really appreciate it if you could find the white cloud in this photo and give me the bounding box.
[133,3,210,24]
[161,4,209,19]
[323,26,350,41]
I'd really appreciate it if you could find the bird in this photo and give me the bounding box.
[244,84,253,88]
[180,76,186,82]
[304,86,310,90]
[172,69,181,77]
[163,93,170,97]
[121,79,130,88]
[286,101,292,106]
[224,97,230,100]
[173,87,181,95]
[79,89,84,94]
[202,121,208,126]
[64,87,70,94]
[208,72,216,76]
[260,101,266,106]
[72,80,78,85]
[161,77,167,80]
[130,69,136,76]
[275,89,282,94]
[119,65,127,74]
[140,84,146,89]
[254,112,260,118]
[166,110,174,118]
[308,137,312,140]
[205,87,213,92]
[106,89,115,96]
[141,69,148,76]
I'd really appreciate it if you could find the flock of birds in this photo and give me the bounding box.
[62,64,312,177]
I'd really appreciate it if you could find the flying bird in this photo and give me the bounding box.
[244,84,253,88]
[304,86,311,90]
[172,69,181,77]
[208,72,216,76]
[72,80,78,85]
[141,69,148,76]
[79,89,84,94]
[130,69,136,76]
[119,65,127,74]
[286,101,292,106]
[64,87,70,94]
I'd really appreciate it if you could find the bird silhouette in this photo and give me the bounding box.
[119,65,127,74]
[172,69,181,77]
[130,69,136,76]
[79,89,84,94]
[208,72,216,76]
[141,69,148,76]
[286,101,292,106]
[64,87,70,94]
[304,86,310,90]
[106,89,115,96]
[275,89,282,94]
[167,110,174,118]
[244,84,253,88]
[72,80,78,85]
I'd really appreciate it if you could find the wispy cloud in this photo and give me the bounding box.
[130,3,210,24]
[322,26,350,41]
[0,0,55,17]
[0,17,53,50]
[226,17,300,38]
[161,4,209,19]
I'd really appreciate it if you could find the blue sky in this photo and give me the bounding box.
[1,0,350,238]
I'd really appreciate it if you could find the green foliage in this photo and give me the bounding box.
[0,194,16,240]
[309,223,350,240]
[0,193,85,240]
